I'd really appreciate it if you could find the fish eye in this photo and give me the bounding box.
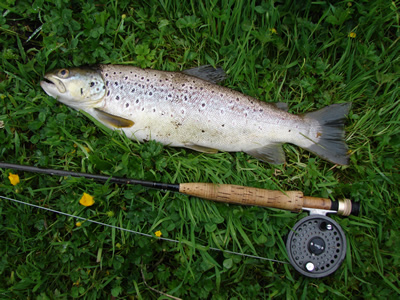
[58,69,69,78]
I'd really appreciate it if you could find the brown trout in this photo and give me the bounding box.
[40,65,351,165]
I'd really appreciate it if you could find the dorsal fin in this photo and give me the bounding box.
[182,65,227,84]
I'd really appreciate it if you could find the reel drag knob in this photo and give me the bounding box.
[286,215,347,278]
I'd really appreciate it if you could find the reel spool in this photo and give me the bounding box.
[286,214,347,278]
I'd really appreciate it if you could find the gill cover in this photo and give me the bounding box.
[40,67,106,110]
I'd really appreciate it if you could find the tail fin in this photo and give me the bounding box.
[304,103,351,165]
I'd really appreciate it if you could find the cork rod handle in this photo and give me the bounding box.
[179,183,307,212]
[179,183,358,216]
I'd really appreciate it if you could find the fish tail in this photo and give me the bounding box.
[303,103,351,165]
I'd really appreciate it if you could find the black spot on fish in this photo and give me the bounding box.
[288,130,291,132]
[222,124,225,127]
[113,72,116,75]
[202,103,205,107]
[115,82,118,86]
[211,90,214,93]
[149,92,153,96]
[80,88,83,95]
[106,81,109,86]
[105,73,108,77]
[141,77,144,80]
[131,88,135,93]
[168,94,172,97]
[96,88,99,91]
[142,108,145,111]
[184,96,188,101]
[102,86,105,89]
[116,96,120,100]
[190,87,193,89]
[125,76,128,80]
[147,79,149,82]
[159,79,162,82]
[107,91,110,96]
[182,84,185,87]
[90,82,95,87]
[200,87,203,90]
[201,130,205,133]
[153,108,156,112]
[121,86,123,90]
[236,98,239,101]
[136,99,139,104]
[259,109,263,112]
[126,103,129,108]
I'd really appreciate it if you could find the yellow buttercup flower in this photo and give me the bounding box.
[270,28,277,34]
[83,146,91,153]
[76,221,82,227]
[348,32,356,38]
[8,173,20,186]
[155,230,162,237]
[79,193,95,207]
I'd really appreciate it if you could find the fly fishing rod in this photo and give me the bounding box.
[0,162,359,277]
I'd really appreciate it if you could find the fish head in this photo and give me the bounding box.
[40,67,106,110]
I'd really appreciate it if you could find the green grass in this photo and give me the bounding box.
[1,0,399,298]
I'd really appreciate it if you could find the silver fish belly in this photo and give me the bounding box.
[40,65,351,165]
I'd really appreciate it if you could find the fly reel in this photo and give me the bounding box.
[286,212,347,278]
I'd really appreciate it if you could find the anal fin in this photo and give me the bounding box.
[246,143,285,164]
[94,108,134,128]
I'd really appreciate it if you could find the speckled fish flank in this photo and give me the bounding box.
[40,65,351,165]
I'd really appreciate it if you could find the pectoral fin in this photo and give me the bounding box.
[182,65,227,84]
[246,143,286,164]
[184,143,219,153]
[94,108,134,128]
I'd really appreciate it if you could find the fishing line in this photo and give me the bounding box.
[0,194,288,265]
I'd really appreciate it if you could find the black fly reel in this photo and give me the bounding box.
[286,213,347,278]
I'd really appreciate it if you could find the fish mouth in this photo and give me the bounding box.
[40,75,66,94]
